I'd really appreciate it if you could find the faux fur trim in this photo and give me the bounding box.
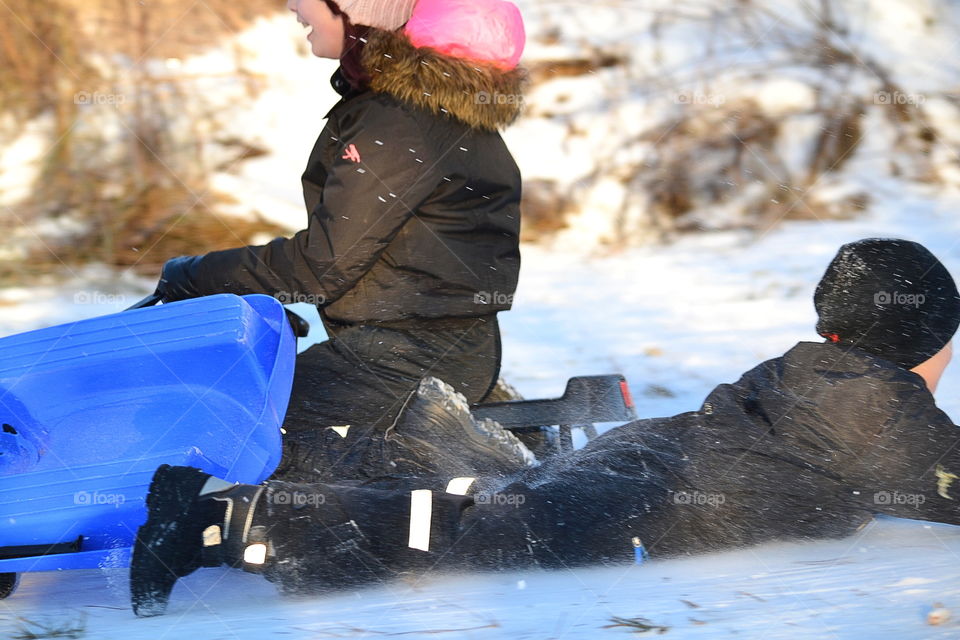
[361,30,527,131]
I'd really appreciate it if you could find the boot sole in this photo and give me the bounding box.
[130,465,209,617]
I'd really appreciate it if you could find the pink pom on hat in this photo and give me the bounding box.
[404,0,526,70]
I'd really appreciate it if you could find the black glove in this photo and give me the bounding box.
[156,255,203,302]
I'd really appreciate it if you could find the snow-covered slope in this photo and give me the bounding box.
[500,186,960,426]
[4,518,959,638]
[3,193,960,638]
[505,0,960,248]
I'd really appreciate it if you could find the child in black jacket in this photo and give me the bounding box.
[131,238,960,617]
[153,0,528,481]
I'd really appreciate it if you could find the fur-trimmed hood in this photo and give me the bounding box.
[361,30,526,132]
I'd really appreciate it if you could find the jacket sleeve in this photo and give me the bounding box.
[860,390,960,526]
[190,100,441,305]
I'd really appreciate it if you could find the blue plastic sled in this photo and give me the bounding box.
[0,294,296,575]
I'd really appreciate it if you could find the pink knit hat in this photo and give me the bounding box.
[404,0,526,70]
[337,0,418,30]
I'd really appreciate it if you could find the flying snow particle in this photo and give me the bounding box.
[928,605,950,625]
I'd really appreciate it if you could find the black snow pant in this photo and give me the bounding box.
[248,422,698,594]
[272,315,502,482]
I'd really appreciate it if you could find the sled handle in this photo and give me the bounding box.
[123,293,310,337]
[126,293,162,310]
[284,308,311,338]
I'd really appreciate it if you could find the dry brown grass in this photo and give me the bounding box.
[30,184,290,272]
[0,0,286,280]
[0,0,274,123]
[520,179,578,241]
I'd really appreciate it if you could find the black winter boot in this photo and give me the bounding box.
[130,465,265,617]
[385,377,536,480]
[131,465,215,617]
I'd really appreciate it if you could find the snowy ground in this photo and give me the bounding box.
[502,186,960,425]
[5,518,960,639]
[3,196,960,637]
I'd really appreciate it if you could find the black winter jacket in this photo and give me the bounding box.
[440,341,960,567]
[188,31,525,323]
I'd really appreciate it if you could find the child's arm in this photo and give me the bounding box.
[861,392,960,525]
[158,100,441,304]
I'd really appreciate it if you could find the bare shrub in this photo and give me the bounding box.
[0,0,284,281]
[520,179,578,241]
[519,0,952,246]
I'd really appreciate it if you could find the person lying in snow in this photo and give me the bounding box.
[131,238,960,617]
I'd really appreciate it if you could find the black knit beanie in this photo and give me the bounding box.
[814,238,960,369]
